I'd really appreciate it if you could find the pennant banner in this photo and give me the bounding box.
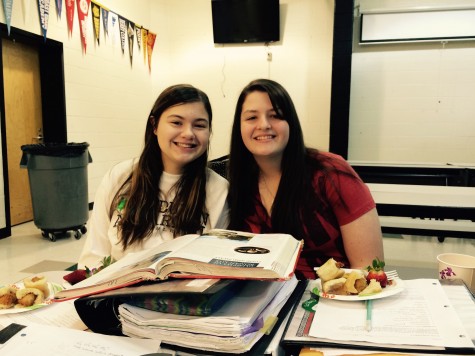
[37,0,50,41]
[127,21,135,65]
[142,27,148,64]
[55,0,62,18]
[34,0,156,73]
[109,11,118,46]
[65,0,75,36]
[2,0,13,35]
[91,1,100,44]
[147,31,157,72]
[118,16,127,54]
[101,6,109,38]
[135,24,142,52]
[76,0,91,52]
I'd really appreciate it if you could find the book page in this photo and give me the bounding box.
[163,230,300,278]
[73,234,199,288]
[308,279,474,349]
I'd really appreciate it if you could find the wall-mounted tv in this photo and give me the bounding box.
[211,0,280,44]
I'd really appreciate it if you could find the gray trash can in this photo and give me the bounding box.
[20,142,92,242]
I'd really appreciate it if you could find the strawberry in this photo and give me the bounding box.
[365,257,388,288]
[63,269,87,285]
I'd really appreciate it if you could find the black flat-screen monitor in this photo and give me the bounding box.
[211,0,280,44]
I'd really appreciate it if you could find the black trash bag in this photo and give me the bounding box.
[21,142,90,157]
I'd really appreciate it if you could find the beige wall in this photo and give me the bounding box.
[0,0,335,203]
[350,0,475,164]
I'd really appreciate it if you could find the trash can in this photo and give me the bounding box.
[20,142,92,242]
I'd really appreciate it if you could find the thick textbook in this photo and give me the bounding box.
[54,229,303,301]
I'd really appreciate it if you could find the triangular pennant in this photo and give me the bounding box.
[118,16,127,54]
[37,0,51,42]
[101,7,109,38]
[76,0,91,53]
[147,31,157,73]
[55,0,62,18]
[65,0,75,36]
[142,27,148,64]
[127,21,135,65]
[109,11,118,46]
[135,24,142,52]
[2,0,13,35]
[91,1,100,45]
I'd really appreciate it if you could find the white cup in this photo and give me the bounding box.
[437,253,475,293]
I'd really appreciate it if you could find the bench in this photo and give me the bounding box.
[367,183,475,240]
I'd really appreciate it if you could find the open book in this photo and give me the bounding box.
[54,229,303,301]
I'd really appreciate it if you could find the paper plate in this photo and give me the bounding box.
[313,269,405,301]
[0,282,63,314]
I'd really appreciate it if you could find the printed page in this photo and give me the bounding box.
[53,234,200,301]
[0,300,86,330]
[79,233,199,286]
[441,281,475,342]
[0,323,161,355]
[164,230,300,277]
[308,279,474,349]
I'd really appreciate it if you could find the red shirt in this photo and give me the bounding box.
[242,152,375,279]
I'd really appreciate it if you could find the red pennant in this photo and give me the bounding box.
[65,0,75,36]
[76,0,91,53]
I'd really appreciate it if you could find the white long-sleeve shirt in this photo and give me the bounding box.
[78,159,229,269]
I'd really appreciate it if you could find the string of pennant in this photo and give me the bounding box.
[1,0,157,72]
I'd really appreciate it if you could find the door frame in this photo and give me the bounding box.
[0,24,67,238]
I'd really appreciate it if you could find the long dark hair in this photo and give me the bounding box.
[112,84,212,248]
[228,79,349,239]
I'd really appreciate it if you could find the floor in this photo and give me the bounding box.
[1,219,474,284]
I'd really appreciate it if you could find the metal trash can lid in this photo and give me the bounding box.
[21,142,90,157]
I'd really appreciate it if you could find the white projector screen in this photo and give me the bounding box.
[360,9,475,43]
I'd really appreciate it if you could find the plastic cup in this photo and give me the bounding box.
[437,253,475,293]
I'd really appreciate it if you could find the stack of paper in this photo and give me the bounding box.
[307,279,474,350]
[119,276,299,353]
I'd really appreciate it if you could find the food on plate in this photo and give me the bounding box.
[359,279,383,296]
[0,275,52,310]
[317,260,369,296]
[344,270,365,294]
[0,285,18,309]
[366,257,388,288]
[23,275,50,298]
[316,257,392,297]
[316,258,345,282]
[16,287,44,307]
[322,277,347,294]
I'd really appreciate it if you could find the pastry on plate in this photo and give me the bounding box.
[23,275,49,298]
[0,285,18,309]
[16,287,45,307]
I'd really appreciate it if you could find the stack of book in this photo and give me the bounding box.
[53,229,304,354]
[120,277,299,353]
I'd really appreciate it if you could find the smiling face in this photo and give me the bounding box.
[240,91,289,164]
[154,102,210,174]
